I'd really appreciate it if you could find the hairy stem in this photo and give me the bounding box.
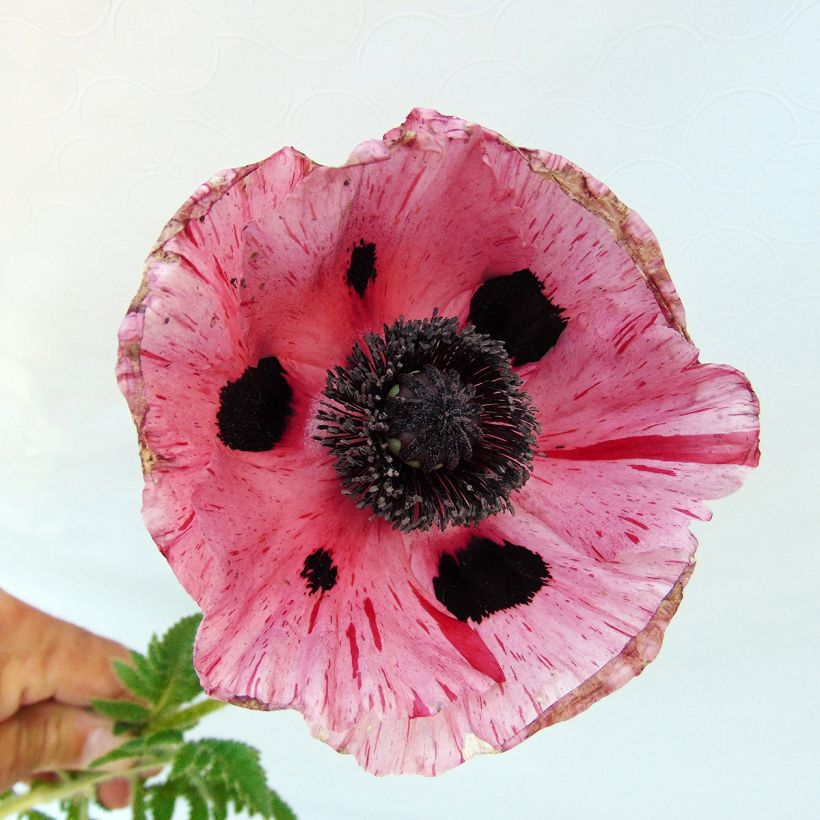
[0,760,171,819]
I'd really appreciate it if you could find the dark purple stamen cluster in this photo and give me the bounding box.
[315,313,538,532]
[386,364,482,472]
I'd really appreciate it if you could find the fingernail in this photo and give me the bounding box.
[81,726,119,767]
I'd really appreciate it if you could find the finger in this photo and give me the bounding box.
[0,592,132,721]
[0,702,119,791]
[97,777,132,809]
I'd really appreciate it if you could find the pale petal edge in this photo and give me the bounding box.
[501,558,694,753]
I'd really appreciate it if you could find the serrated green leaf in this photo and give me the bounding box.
[268,790,297,820]
[209,779,228,820]
[219,743,271,815]
[147,783,177,820]
[91,698,151,724]
[149,698,224,733]
[168,740,198,778]
[168,739,291,819]
[62,797,89,820]
[148,614,204,716]
[145,729,186,746]
[90,730,182,767]
[113,658,158,703]
[181,782,209,820]
[132,779,146,820]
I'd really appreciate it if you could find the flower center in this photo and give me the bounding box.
[385,365,482,472]
[315,314,538,532]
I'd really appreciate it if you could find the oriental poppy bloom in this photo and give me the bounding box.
[117,109,759,775]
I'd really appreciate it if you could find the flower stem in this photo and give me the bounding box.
[0,760,171,819]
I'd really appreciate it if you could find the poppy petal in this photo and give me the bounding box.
[189,447,508,735]
[117,109,760,778]
[315,506,692,775]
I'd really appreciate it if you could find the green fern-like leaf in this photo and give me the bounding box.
[147,614,203,713]
[180,782,209,820]
[147,783,177,820]
[268,790,297,820]
[91,698,151,724]
[90,730,183,767]
[5,613,296,820]
[112,654,158,703]
[60,797,89,820]
[166,739,294,819]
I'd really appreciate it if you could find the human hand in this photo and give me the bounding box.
[0,591,133,808]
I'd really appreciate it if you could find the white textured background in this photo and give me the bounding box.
[1,1,818,818]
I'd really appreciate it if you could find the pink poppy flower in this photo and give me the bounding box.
[117,109,759,775]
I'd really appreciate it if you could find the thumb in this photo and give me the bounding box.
[0,702,119,790]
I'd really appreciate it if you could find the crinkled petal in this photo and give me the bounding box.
[479,128,688,335]
[117,108,761,778]
[317,506,692,775]
[191,446,507,735]
[345,121,533,326]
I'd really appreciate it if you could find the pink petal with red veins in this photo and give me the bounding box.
[318,506,692,775]
[189,447,506,735]
[118,147,312,464]
[346,123,533,326]
[235,122,532,368]
[480,135,687,335]
[525,315,759,454]
[117,108,761,777]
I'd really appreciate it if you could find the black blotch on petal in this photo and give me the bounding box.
[433,537,550,623]
[346,240,376,296]
[216,356,293,451]
[468,269,566,365]
[300,548,338,595]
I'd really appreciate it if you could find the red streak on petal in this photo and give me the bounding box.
[389,586,404,611]
[619,516,649,531]
[590,544,607,561]
[615,334,636,355]
[547,431,758,466]
[363,597,382,651]
[412,588,505,684]
[175,255,209,284]
[307,597,322,635]
[346,623,360,685]
[492,233,519,246]
[437,680,458,702]
[395,168,425,218]
[183,221,200,247]
[212,255,230,287]
[629,464,677,476]
[410,690,431,718]
[177,510,195,531]
[604,621,632,638]
[674,507,700,519]
[572,382,600,401]
[539,428,579,440]
[141,350,171,364]
[626,532,641,544]
[250,654,263,683]
[282,221,308,253]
